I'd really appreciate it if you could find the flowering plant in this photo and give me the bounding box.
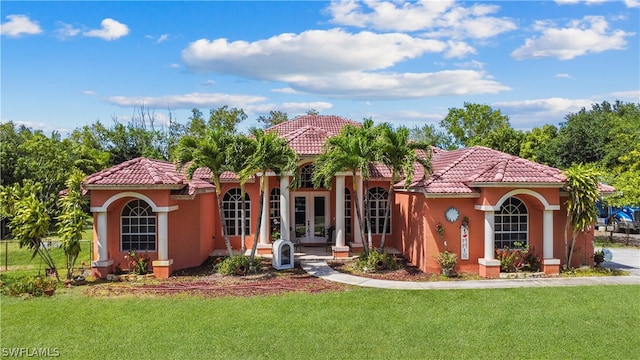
[128,251,150,275]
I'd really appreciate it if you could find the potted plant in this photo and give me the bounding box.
[436,251,457,277]
[593,249,605,267]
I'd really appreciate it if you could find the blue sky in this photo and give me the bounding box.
[2,1,639,135]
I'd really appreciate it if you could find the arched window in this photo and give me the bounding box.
[300,164,315,188]
[121,199,156,251]
[367,187,390,234]
[223,188,250,236]
[345,188,352,234]
[270,188,281,234]
[495,197,528,249]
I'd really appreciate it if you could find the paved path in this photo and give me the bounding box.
[301,247,640,290]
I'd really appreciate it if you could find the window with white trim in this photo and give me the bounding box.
[121,199,156,251]
[345,188,352,234]
[300,164,315,188]
[367,187,390,234]
[270,187,280,234]
[223,188,250,236]
[494,197,528,249]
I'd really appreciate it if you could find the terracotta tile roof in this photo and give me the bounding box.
[414,146,567,194]
[267,115,361,155]
[84,158,214,191]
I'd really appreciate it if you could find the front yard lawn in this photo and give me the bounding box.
[2,285,639,359]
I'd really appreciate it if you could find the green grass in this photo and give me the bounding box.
[2,286,639,359]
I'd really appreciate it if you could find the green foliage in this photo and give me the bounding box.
[477,126,525,156]
[440,102,511,148]
[435,251,457,273]
[127,251,150,275]
[216,255,261,276]
[519,124,560,167]
[57,169,90,280]
[356,250,399,272]
[2,275,57,297]
[593,249,605,266]
[409,124,456,150]
[495,244,541,273]
[257,110,288,128]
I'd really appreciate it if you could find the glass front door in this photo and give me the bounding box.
[293,192,329,244]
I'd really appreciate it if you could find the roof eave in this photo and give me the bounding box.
[83,184,186,191]
[467,182,565,188]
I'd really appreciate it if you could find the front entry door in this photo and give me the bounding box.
[294,192,329,244]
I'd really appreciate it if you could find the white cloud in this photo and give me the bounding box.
[0,14,42,37]
[106,92,266,109]
[555,0,609,5]
[55,22,81,39]
[625,0,640,8]
[444,41,476,58]
[181,28,507,99]
[200,80,216,86]
[511,16,634,60]
[327,1,516,39]
[157,34,169,43]
[82,90,96,95]
[271,88,299,94]
[169,63,181,69]
[182,29,447,76]
[554,73,573,79]
[84,18,129,41]
[493,97,608,129]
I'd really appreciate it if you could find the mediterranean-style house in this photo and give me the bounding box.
[84,115,598,279]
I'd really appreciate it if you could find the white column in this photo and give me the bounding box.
[157,211,168,260]
[483,210,495,259]
[260,177,270,244]
[96,211,108,262]
[543,209,554,259]
[353,175,364,246]
[280,176,290,241]
[335,176,345,247]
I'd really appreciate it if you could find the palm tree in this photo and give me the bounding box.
[377,124,432,251]
[313,118,382,254]
[225,135,257,253]
[239,129,298,271]
[563,163,602,268]
[175,126,235,257]
[57,169,90,281]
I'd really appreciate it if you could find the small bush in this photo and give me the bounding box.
[357,250,399,272]
[216,255,262,276]
[495,244,541,273]
[2,275,57,297]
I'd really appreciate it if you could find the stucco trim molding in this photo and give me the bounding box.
[90,191,179,213]
[475,189,560,211]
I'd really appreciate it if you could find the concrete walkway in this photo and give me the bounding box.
[301,247,640,290]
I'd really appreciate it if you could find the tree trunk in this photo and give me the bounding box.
[216,192,234,258]
[568,233,578,268]
[352,175,369,254]
[364,180,373,251]
[378,183,393,252]
[249,176,265,271]
[564,218,570,269]
[240,184,247,253]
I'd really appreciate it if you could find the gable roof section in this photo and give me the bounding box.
[414,146,566,194]
[84,158,214,193]
[267,115,361,155]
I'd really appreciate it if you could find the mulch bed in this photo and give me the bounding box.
[83,260,349,298]
[328,259,438,282]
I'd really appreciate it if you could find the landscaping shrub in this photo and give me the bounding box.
[2,275,57,297]
[216,255,262,276]
[357,250,399,272]
[495,244,541,273]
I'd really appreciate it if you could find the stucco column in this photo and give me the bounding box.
[260,179,270,244]
[157,211,169,260]
[483,210,495,260]
[543,210,554,259]
[91,211,113,279]
[280,176,290,240]
[96,211,108,262]
[335,176,345,247]
[353,175,364,246]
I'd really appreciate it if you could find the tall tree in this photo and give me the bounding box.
[440,102,511,148]
[257,110,288,128]
[478,126,525,156]
[239,129,298,270]
[57,169,90,281]
[174,126,235,257]
[313,118,382,253]
[378,124,432,251]
[519,125,560,167]
[409,124,456,150]
[225,135,257,252]
[563,164,601,267]
[208,105,247,133]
